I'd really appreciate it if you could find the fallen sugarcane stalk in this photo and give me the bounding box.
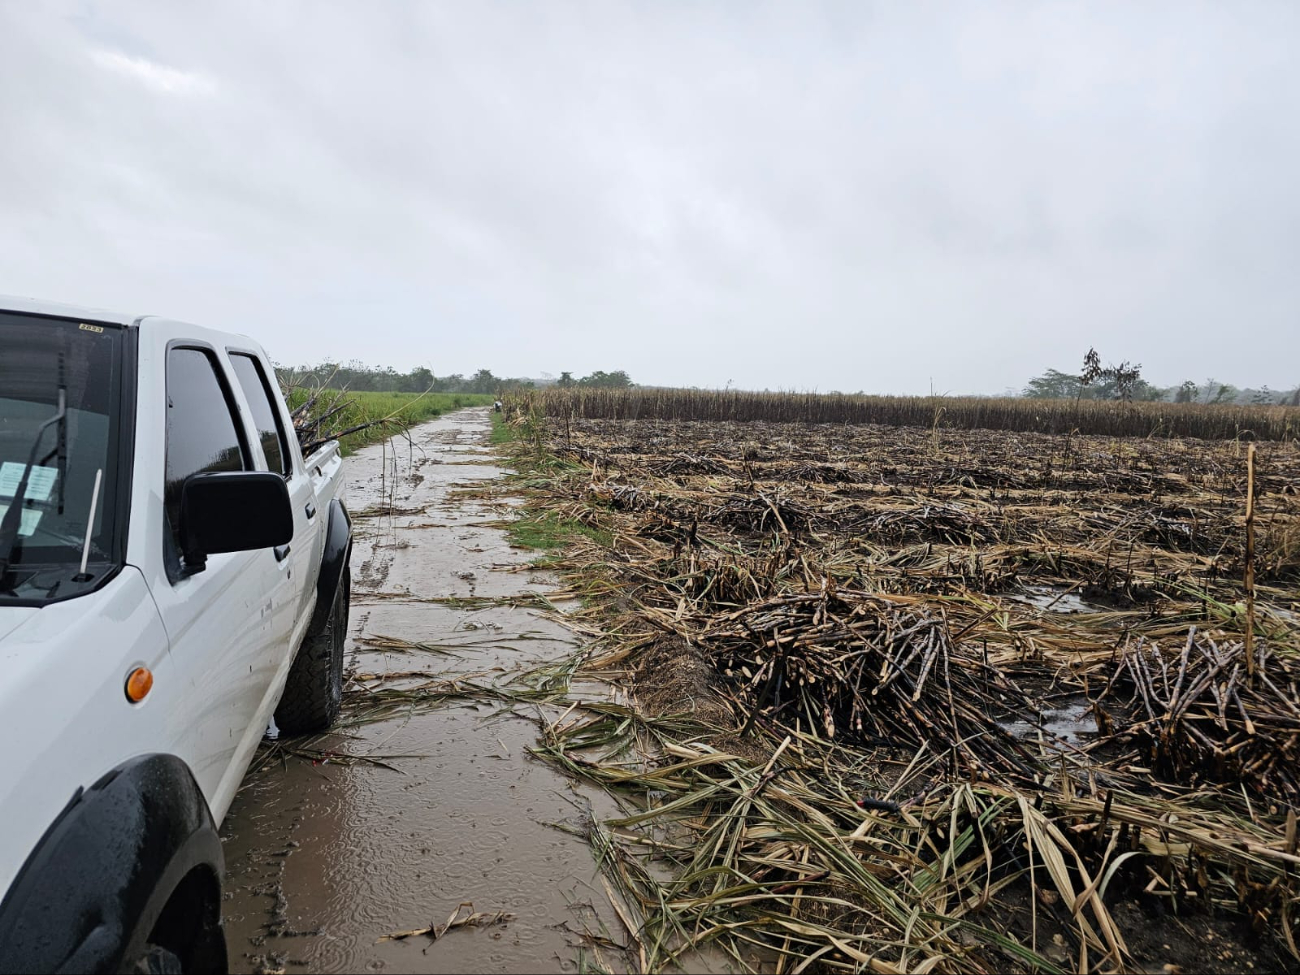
[528,699,1300,973]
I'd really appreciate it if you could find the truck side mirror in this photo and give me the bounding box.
[179,471,293,571]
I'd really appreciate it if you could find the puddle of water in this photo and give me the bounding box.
[1008,585,1106,615]
[222,707,620,974]
[996,694,1097,745]
[547,598,584,615]
[220,409,630,975]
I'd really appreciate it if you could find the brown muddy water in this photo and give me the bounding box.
[220,409,625,974]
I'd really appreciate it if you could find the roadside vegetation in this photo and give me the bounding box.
[490,410,521,446]
[490,395,1300,974]
[504,510,612,552]
[285,387,492,454]
[491,412,610,555]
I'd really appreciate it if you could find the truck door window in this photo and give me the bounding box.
[164,348,248,555]
[229,354,290,477]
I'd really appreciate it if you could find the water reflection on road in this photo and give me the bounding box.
[220,408,623,974]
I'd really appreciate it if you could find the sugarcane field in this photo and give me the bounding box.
[476,388,1300,974]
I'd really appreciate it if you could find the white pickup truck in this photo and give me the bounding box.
[0,297,353,974]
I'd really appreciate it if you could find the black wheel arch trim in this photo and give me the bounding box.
[308,497,351,639]
[0,753,225,974]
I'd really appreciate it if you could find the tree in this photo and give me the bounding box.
[468,369,498,394]
[1078,347,1102,404]
[405,367,434,393]
[576,370,634,388]
[1102,361,1143,402]
[556,371,576,388]
[1210,382,1238,405]
[1023,369,1083,399]
[1132,380,1164,402]
[1290,387,1300,407]
[1175,380,1197,404]
[1022,351,1149,402]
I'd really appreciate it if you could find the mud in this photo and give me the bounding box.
[220,409,625,974]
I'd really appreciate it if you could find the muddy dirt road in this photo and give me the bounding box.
[220,408,621,974]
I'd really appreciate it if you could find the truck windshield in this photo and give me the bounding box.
[0,313,129,603]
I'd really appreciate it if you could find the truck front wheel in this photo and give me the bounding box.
[275,567,350,735]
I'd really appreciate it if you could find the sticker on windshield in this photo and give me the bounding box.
[0,462,58,502]
[0,504,42,537]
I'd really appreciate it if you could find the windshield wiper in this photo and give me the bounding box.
[0,387,68,588]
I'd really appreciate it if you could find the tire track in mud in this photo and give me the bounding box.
[219,408,623,975]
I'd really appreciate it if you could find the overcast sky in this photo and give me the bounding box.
[3,2,1297,393]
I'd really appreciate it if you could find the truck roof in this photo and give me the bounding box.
[0,294,145,327]
[0,295,261,351]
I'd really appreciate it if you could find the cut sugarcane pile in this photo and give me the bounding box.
[499,411,1300,973]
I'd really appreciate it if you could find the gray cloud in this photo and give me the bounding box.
[2,1,1297,392]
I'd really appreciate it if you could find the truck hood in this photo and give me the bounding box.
[0,569,157,687]
[0,607,38,645]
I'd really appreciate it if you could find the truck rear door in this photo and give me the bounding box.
[226,350,322,657]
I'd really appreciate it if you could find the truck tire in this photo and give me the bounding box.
[275,568,349,735]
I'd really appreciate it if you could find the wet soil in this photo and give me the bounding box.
[220,409,624,975]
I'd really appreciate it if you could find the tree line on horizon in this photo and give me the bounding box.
[277,355,1296,406]
[275,360,634,394]
[1021,348,1299,406]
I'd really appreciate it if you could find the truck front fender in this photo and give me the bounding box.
[0,753,226,974]
[308,497,351,639]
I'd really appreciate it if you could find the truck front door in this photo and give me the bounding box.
[148,344,280,813]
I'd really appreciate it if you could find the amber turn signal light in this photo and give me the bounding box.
[125,667,153,703]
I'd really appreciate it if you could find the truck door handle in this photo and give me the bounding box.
[305,502,317,520]
[274,544,291,562]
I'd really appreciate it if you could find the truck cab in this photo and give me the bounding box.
[0,297,352,974]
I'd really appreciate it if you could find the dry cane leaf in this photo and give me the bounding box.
[377,902,514,943]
